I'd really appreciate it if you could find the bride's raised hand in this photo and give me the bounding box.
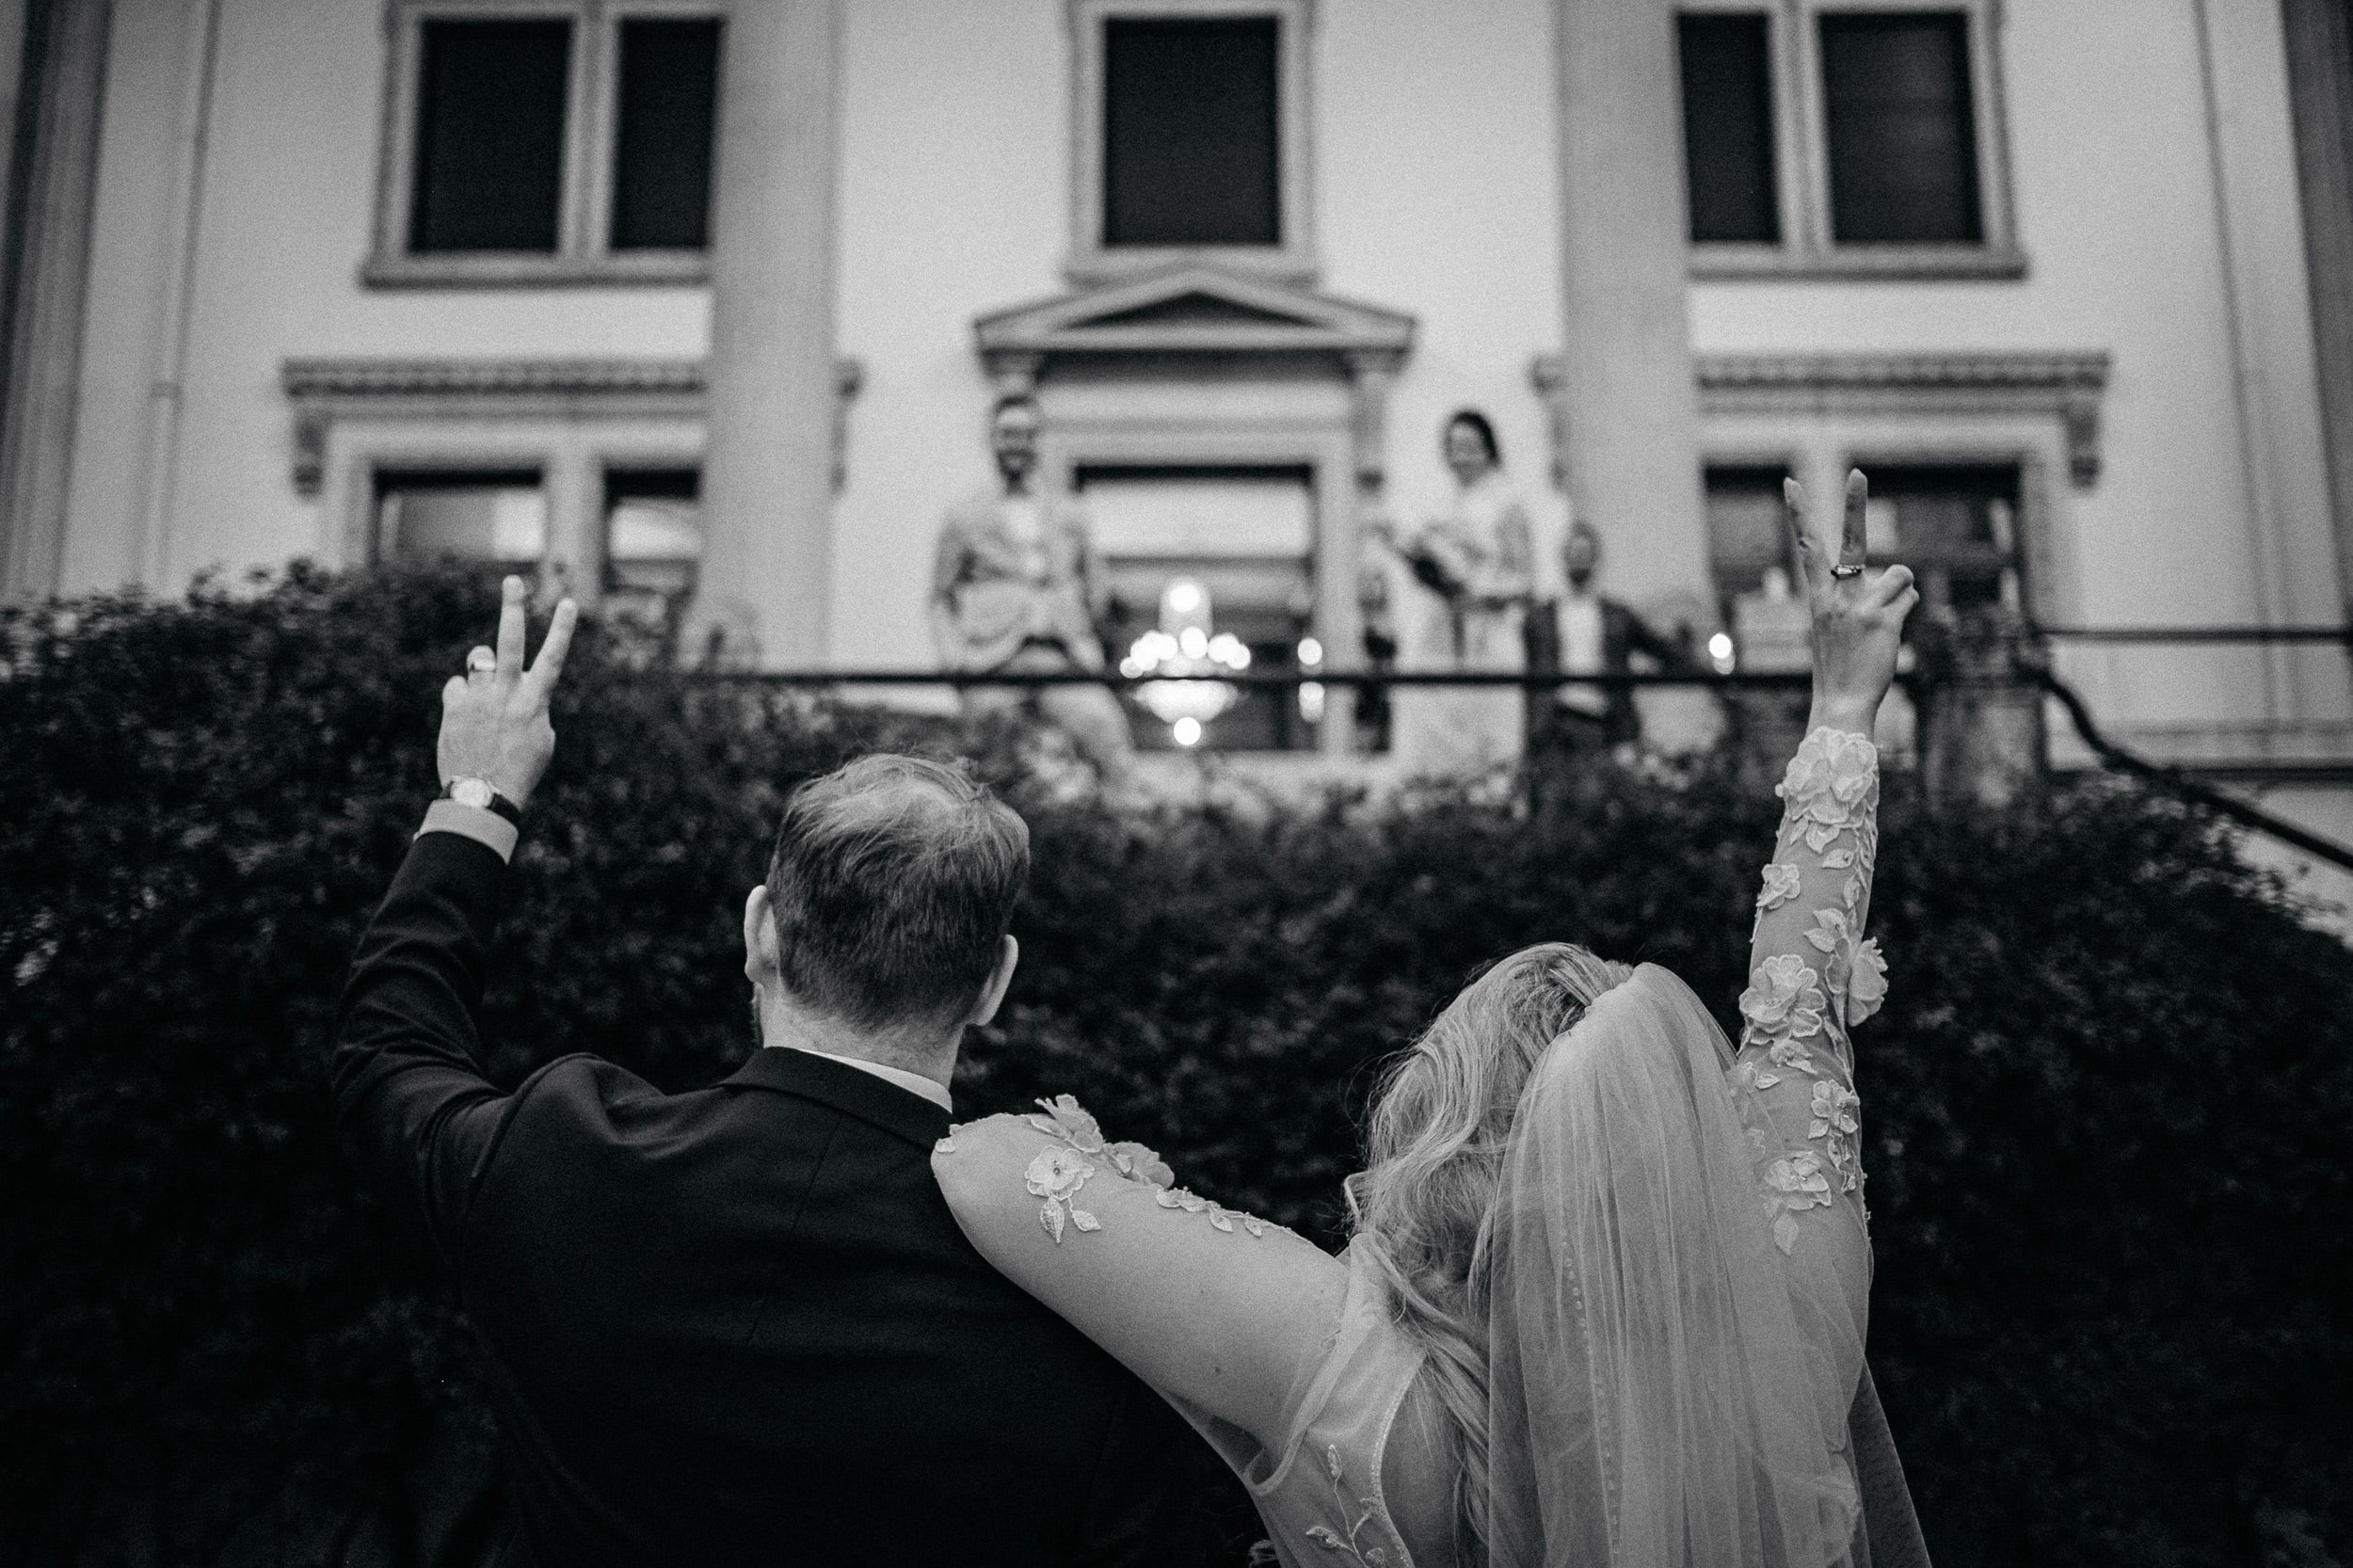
[1783,469,1920,736]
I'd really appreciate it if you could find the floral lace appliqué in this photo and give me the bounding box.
[1301,1445,1390,1565]
[1738,728,1891,1249]
[1764,1149,1834,1254]
[1021,1094,1269,1241]
[1808,1080,1864,1194]
[1740,952,1827,1048]
[1847,938,1889,1024]
[1026,1145,1101,1242]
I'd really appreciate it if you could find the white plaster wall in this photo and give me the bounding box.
[1315,0,1568,589]
[1689,0,2353,738]
[830,0,1568,668]
[61,0,708,596]
[831,0,1069,671]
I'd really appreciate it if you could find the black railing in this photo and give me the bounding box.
[2035,623,2353,644]
[675,648,2353,872]
[680,668,1813,687]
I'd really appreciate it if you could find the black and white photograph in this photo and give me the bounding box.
[4,1,2351,1564]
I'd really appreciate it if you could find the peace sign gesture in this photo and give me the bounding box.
[1782,469,1921,735]
[437,575,581,810]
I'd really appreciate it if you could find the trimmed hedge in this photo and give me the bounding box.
[2,565,2348,1567]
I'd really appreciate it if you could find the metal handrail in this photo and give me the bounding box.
[2034,624,2353,644]
[664,661,2353,872]
[2028,664,2353,873]
[678,669,1809,688]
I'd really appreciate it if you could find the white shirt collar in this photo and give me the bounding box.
[768,1043,953,1112]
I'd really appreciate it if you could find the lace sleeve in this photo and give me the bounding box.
[1735,727,1887,1253]
[930,1097,1347,1451]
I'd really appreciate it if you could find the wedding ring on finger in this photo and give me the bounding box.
[466,648,497,676]
[1830,563,1865,580]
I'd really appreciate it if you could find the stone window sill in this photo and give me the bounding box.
[1692,244,2028,282]
[360,251,710,289]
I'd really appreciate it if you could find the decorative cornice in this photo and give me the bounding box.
[279,356,865,497]
[280,357,708,401]
[1689,351,2113,489]
[1694,352,2110,394]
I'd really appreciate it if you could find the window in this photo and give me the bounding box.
[610,20,721,250]
[1705,464,1794,603]
[1862,463,2020,613]
[1066,0,1315,280]
[1103,18,1281,248]
[1819,13,1979,244]
[1705,465,1810,674]
[603,467,703,649]
[1679,15,1780,245]
[376,470,549,566]
[1080,467,1320,752]
[371,2,723,285]
[408,20,571,253]
[1674,2,2019,278]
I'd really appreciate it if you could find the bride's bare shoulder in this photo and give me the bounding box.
[932,1096,1347,1447]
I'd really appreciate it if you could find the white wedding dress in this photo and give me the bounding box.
[933,728,1924,1567]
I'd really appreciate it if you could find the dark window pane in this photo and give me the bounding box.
[1705,465,1794,596]
[611,18,721,250]
[604,469,702,649]
[1103,17,1280,248]
[1678,14,1780,244]
[1868,464,2018,556]
[1820,12,1982,244]
[408,20,570,253]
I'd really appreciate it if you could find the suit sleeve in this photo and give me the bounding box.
[1622,602,1694,668]
[330,829,530,1269]
[930,513,970,666]
[1077,1372,1220,1568]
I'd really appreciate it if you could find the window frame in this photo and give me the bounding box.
[1064,0,1318,284]
[1678,0,2025,280]
[1690,356,2095,626]
[366,0,723,289]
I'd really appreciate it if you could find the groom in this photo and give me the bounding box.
[332,579,1207,1565]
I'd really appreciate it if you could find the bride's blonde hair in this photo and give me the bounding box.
[1347,943,1633,1561]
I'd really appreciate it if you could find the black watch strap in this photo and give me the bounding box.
[441,776,524,827]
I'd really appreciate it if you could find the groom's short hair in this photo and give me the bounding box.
[765,754,1031,1028]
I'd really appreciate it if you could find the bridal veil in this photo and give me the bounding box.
[1483,963,1929,1568]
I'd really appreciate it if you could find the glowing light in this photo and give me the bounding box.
[1707,632,1737,675]
[1296,636,1323,667]
[1126,598,1252,734]
[1298,680,1326,722]
[1173,716,1204,746]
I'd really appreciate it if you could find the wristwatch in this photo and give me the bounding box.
[441,776,524,827]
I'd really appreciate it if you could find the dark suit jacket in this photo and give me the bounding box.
[1523,594,1693,747]
[333,831,1205,1567]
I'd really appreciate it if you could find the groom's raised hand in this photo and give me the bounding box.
[438,576,579,810]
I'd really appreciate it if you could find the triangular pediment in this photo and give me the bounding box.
[1087,291,1318,329]
[974,265,1416,362]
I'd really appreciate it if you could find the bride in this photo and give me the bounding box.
[933,472,1927,1568]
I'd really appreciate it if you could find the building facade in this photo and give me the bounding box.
[3,0,2351,858]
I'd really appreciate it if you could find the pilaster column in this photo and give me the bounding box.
[690,0,840,666]
[0,0,109,601]
[1549,0,1711,612]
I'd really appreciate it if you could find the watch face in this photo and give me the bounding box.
[451,778,494,810]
